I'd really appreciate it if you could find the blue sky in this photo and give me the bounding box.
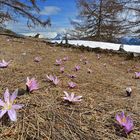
[7,0,77,38]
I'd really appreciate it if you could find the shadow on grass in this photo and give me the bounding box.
[0,113,11,126]
[114,123,128,138]
[60,100,75,106]
[18,88,27,96]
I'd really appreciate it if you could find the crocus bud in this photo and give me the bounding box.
[87,68,92,73]
[126,87,132,97]
[68,82,76,88]
[74,65,80,71]
[97,54,101,59]
[55,59,62,66]
[0,59,10,68]
[134,72,140,79]
[60,67,64,73]
[26,77,39,92]
[34,57,42,62]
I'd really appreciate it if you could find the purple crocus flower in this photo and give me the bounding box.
[63,91,82,103]
[116,112,128,127]
[55,59,62,66]
[0,88,23,121]
[46,75,59,85]
[97,54,101,59]
[68,82,76,88]
[74,65,80,71]
[34,57,42,62]
[60,67,65,73]
[135,72,140,79]
[116,112,133,134]
[26,77,39,92]
[0,59,10,68]
[63,56,68,61]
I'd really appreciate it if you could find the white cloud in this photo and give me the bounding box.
[71,19,82,23]
[40,6,61,15]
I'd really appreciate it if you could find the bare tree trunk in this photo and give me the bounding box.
[97,0,103,40]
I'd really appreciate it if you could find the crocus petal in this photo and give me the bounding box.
[2,60,5,63]
[120,111,125,118]
[26,77,29,82]
[70,93,75,100]
[8,109,17,121]
[116,112,127,127]
[63,97,69,100]
[30,81,38,91]
[125,123,133,134]
[48,75,54,81]
[0,110,7,118]
[12,104,24,109]
[135,72,140,78]
[32,80,38,87]
[124,117,133,133]
[0,60,9,68]
[73,95,82,102]
[4,88,10,102]
[26,77,30,85]
[0,99,5,107]
[10,89,18,103]
[74,96,82,100]
[120,112,127,126]
[116,114,122,124]
[53,77,59,85]
[26,78,39,92]
[64,91,69,97]
[46,75,51,81]
[74,99,82,102]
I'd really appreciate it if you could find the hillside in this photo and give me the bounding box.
[0,35,140,140]
[0,27,24,38]
[0,27,17,35]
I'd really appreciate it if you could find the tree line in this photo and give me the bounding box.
[71,0,140,42]
[0,0,139,43]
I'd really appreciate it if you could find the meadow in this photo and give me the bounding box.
[0,35,140,140]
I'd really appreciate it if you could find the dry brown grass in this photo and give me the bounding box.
[0,35,140,140]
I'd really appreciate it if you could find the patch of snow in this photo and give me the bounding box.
[51,40,140,53]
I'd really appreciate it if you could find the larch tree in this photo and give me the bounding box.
[0,0,51,27]
[71,0,133,42]
[121,0,140,37]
